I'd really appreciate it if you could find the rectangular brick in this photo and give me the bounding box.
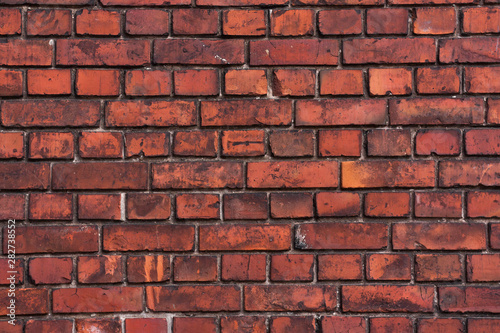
[440,37,500,63]
[0,40,52,66]
[251,40,338,65]
[0,163,50,189]
[439,161,500,187]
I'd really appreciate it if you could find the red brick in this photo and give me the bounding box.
[390,98,484,125]
[0,70,22,96]
[439,161,500,187]
[270,130,313,157]
[270,316,315,333]
[78,194,121,220]
[53,287,142,313]
[155,39,244,65]
[127,318,168,333]
[248,161,338,188]
[8,225,98,254]
[202,100,292,126]
[29,132,73,160]
[200,0,285,4]
[468,319,500,332]
[296,223,387,250]
[416,254,462,282]
[200,224,291,251]
[153,162,243,189]
[0,321,23,333]
[126,9,169,35]
[367,8,408,35]
[370,318,412,333]
[103,224,194,252]
[223,193,268,220]
[79,132,123,158]
[221,316,266,333]
[174,69,218,96]
[176,193,219,219]
[439,287,500,313]
[251,40,338,65]
[125,70,171,96]
[127,255,170,283]
[25,320,73,333]
[414,8,456,35]
[174,131,218,157]
[27,9,71,36]
[367,254,411,281]
[271,10,314,36]
[319,130,362,157]
[343,285,434,312]
[173,9,218,35]
[440,37,500,63]
[0,258,23,285]
[320,69,364,95]
[57,39,149,66]
[273,69,315,96]
[318,254,363,280]
[174,256,217,282]
[125,132,169,157]
[416,67,460,94]
[0,289,48,315]
[30,193,72,220]
[393,222,486,250]
[467,254,500,282]
[102,0,188,5]
[3,100,100,127]
[245,285,336,312]
[147,285,240,312]
[78,255,123,284]
[415,192,462,218]
[271,254,314,282]
[29,257,72,284]
[297,99,386,126]
[322,317,366,333]
[271,193,313,218]
[173,318,216,333]
[416,129,461,155]
[225,69,267,95]
[488,98,500,124]
[0,132,23,159]
[418,318,464,333]
[344,38,435,64]
[463,7,500,34]
[369,68,412,96]
[76,10,120,36]
[365,192,410,217]
[0,163,50,190]
[76,69,120,96]
[319,9,362,35]
[222,130,265,157]
[0,40,52,66]
[342,161,435,188]
[106,100,196,127]
[128,193,170,220]
[367,129,411,156]
[27,69,71,95]
[222,254,266,281]
[223,10,265,36]
[390,0,473,4]
[0,9,21,35]
[466,67,500,93]
[316,192,360,217]
[0,194,24,220]
[468,191,500,218]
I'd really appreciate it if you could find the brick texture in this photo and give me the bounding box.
[0,0,497,329]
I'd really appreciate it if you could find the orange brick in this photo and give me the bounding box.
[27,9,71,36]
[271,9,314,36]
[125,132,169,157]
[319,130,362,157]
[76,69,120,96]
[416,67,460,94]
[76,9,121,36]
[125,70,171,96]
[223,10,266,36]
[174,70,219,96]
[29,132,74,159]
[319,9,362,35]
[273,69,315,96]
[367,8,408,35]
[320,70,363,95]
[0,9,21,35]
[0,70,22,96]
[79,132,123,158]
[27,69,71,95]
[369,68,412,96]
[225,70,267,96]
[0,132,23,159]
[414,7,456,35]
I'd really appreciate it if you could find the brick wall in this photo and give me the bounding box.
[0,0,499,331]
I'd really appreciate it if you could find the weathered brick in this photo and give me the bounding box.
[439,161,500,187]
[127,255,170,283]
[174,69,219,96]
[101,0,188,5]
[25,320,73,333]
[0,9,21,35]
[271,254,314,281]
[367,129,411,156]
[320,70,364,95]
[318,254,362,280]
[365,192,410,217]
[223,10,266,36]
[29,132,74,159]
[343,285,434,312]
[463,7,500,34]
[322,317,366,333]
[128,193,171,220]
[125,70,171,96]
[413,8,456,35]
[319,9,362,35]
[221,130,265,157]
[225,69,267,96]
[53,287,143,313]
[176,193,219,219]
[27,69,71,95]
[0,70,22,96]
[488,98,500,124]
[251,40,338,65]
[271,9,314,36]
[78,194,121,220]
[173,318,215,333]
[416,67,460,94]
[29,257,72,284]
[0,41,54,66]
[221,316,266,333]
[27,9,71,36]
[439,287,500,313]
[418,318,464,333]
[147,285,240,312]
[224,193,268,220]
[367,8,408,35]
[440,37,500,63]
[0,289,48,315]
[29,193,72,220]
[465,67,500,93]
[125,132,169,157]
[369,68,412,96]
[0,132,23,159]
[367,254,411,281]
[296,223,387,250]
[76,10,120,36]
[222,254,266,281]
[245,285,336,312]
[468,191,500,218]
[0,163,50,189]
[415,192,462,217]
[173,9,218,35]
[370,318,413,333]
[316,192,360,217]
[393,222,486,250]
[79,132,123,158]
[467,254,500,282]
[200,224,291,251]
[468,318,500,332]
[270,316,315,333]
[76,69,120,96]
[0,194,24,220]
[416,254,462,281]
[415,129,461,155]
[270,130,313,157]
[271,193,313,218]
[78,255,123,283]
[126,9,169,35]
[103,224,194,251]
[319,130,362,157]
[273,69,315,96]
[127,318,168,333]
[173,256,217,282]
[174,131,218,157]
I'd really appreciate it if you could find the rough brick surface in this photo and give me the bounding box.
[0,0,497,328]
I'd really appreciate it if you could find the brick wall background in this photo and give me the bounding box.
[0,0,499,332]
